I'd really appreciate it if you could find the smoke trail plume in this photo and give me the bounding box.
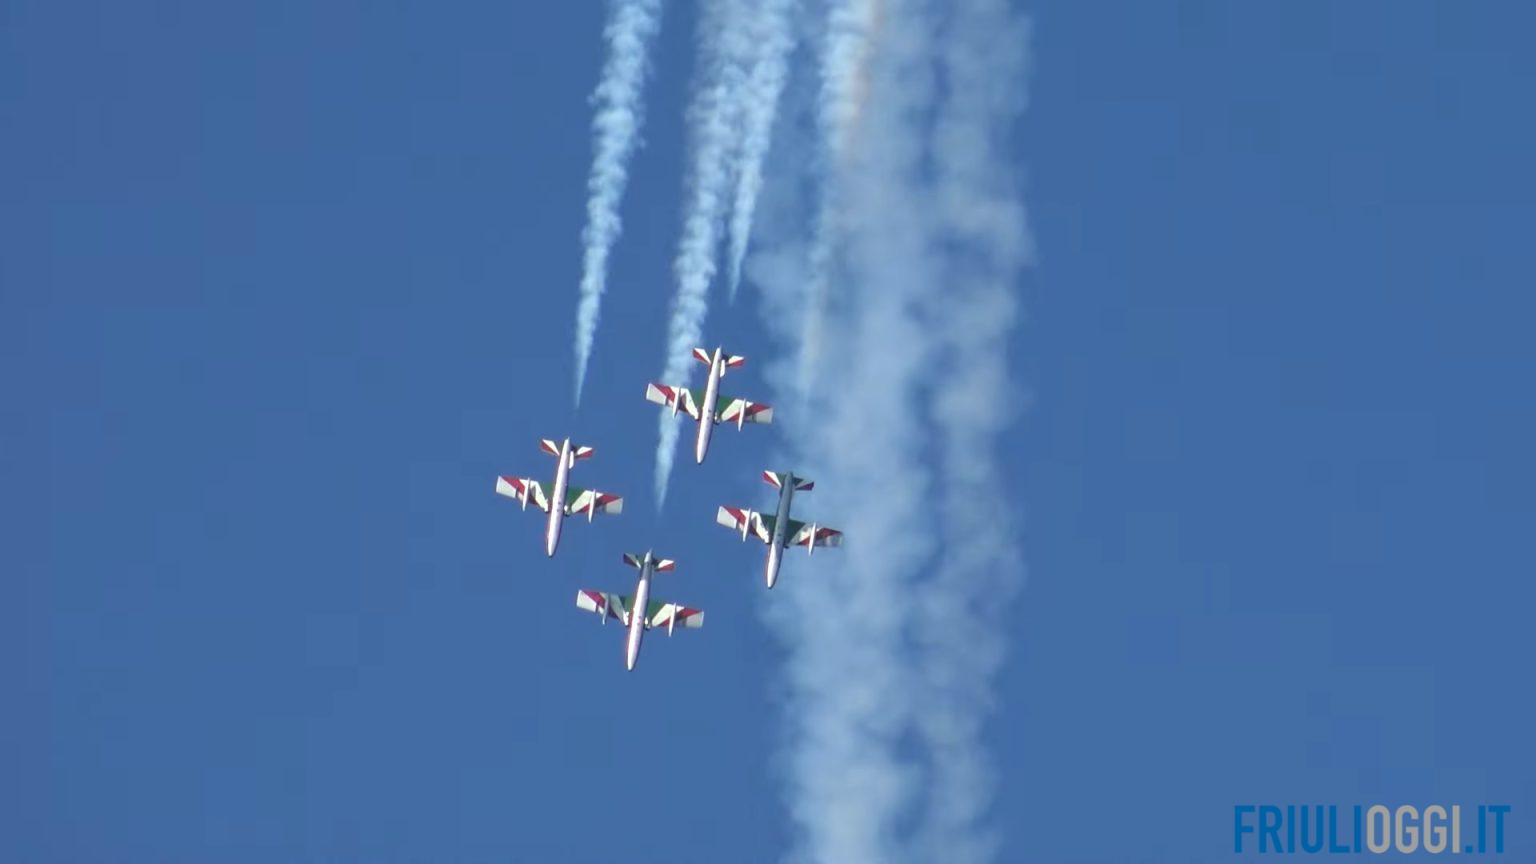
[653,0,753,504]
[750,0,1032,861]
[724,0,798,301]
[794,0,878,403]
[909,4,1031,858]
[573,0,664,404]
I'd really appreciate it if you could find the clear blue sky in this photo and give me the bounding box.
[3,2,1532,861]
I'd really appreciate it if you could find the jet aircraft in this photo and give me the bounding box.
[495,438,622,557]
[716,470,843,588]
[646,346,772,464]
[575,551,704,671]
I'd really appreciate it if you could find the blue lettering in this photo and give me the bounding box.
[1235,805,1256,854]
[1490,805,1510,853]
[1286,804,1296,853]
[1328,805,1349,853]
[1354,804,1363,853]
[1260,805,1284,854]
[1300,804,1325,853]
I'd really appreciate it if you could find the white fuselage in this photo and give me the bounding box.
[764,481,794,588]
[694,349,724,464]
[545,439,572,558]
[624,556,655,671]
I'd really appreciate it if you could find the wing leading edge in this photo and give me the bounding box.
[717,506,773,544]
[495,476,550,512]
[564,486,623,518]
[787,518,843,549]
[646,383,702,421]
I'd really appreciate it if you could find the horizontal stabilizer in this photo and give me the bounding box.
[691,348,744,371]
[540,439,562,457]
[622,552,676,572]
[762,470,815,491]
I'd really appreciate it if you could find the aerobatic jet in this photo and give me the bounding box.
[495,438,622,557]
[716,470,843,588]
[575,551,704,671]
[645,346,773,464]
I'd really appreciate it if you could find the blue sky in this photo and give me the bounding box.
[4,2,1533,862]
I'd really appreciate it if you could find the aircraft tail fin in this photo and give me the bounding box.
[622,552,675,572]
[763,470,814,491]
[692,347,746,372]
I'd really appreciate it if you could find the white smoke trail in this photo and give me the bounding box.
[723,0,798,301]
[750,0,1032,861]
[794,0,877,404]
[909,3,1031,858]
[573,0,664,404]
[653,0,754,504]
[819,0,878,162]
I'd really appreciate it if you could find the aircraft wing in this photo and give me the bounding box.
[787,518,843,549]
[646,383,702,421]
[575,589,631,625]
[495,476,550,513]
[717,506,773,544]
[564,486,624,518]
[645,599,704,631]
[716,395,773,426]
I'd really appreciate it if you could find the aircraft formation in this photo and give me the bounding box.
[495,345,842,670]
